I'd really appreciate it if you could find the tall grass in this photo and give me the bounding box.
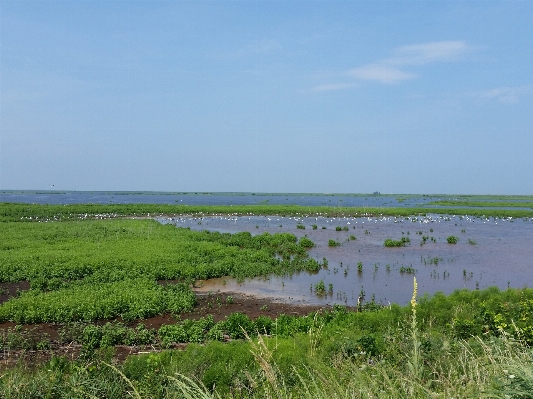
[2,315,532,398]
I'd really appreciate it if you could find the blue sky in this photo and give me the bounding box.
[1,1,532,194]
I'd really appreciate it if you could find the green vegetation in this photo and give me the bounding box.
[3,202,533,222]
[429,199,533,208]
[335,226,349,231]
[384,236,411,247]
[447,235,459,244]
[314,280,326,295]
[0,219,318,323]
[328,239,341,247]
[2,202,533,398]
[298,236,315,248]
[2,286,533,397]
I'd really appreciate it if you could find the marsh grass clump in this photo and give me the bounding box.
[314,280,326,295]
[298,236,315,248]
[447,235,459,244]
[384,236,410,247]
[328,239,340,247]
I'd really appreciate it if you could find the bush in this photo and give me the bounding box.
[298,236,315,248]
[384,237,410,247]
[224,312,253,339]
[158,324,188,347]
[447,236,458,244]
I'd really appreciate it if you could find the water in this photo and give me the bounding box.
[0,190,440,208]
[160,214,533,306]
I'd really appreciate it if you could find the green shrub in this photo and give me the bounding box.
[384,237,410,247]
[447,236,459,244]
[158,324,188,347]
[298,236,315,248]
[224,312,254,339]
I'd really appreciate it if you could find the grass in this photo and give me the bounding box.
[428,199,533,208]
[0,219,318,323]
[3,202,533,222]
[384,237,410,247]
[2,286,533,397]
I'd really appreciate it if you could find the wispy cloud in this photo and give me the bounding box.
[475,85,533,104]
[238,39,282,56]
[313,40,471,88]
[353,40,470,84]
[349,64,416,84]
[387,41,469,66]
[311,83,356,92]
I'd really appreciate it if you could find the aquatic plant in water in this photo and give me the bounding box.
[447,236,458,244]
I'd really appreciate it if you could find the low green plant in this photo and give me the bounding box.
[298,236,315,248]
[314,280,326,295]
[447,235,459,244]
[384,237,410,247]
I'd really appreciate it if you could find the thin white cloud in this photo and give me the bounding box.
[311,83,356,92]
[387,41,469,66]
[349,64,416,84]
[476,85,533,104]
[313,40,471,90]
[238,39,282,56]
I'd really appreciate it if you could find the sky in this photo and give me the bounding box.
[1,1,532,195]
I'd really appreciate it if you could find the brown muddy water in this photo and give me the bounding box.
[159,215,533,307]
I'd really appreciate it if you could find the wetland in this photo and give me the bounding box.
[1,196,533,398]
[164,213,533,306]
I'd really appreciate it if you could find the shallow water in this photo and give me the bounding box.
[0,191,443,208]
[160,214,533,306]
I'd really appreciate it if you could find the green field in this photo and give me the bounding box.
[428,200,533,208]
[0,218,319,324]
[2,202,533,222]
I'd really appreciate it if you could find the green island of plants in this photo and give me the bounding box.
[428,199,533,209]
[447,235,459,244]
[384,236,411,247]
[2,201,533,222]
[0,218,318,324]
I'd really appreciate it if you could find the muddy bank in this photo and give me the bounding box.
[0,291,341,369]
